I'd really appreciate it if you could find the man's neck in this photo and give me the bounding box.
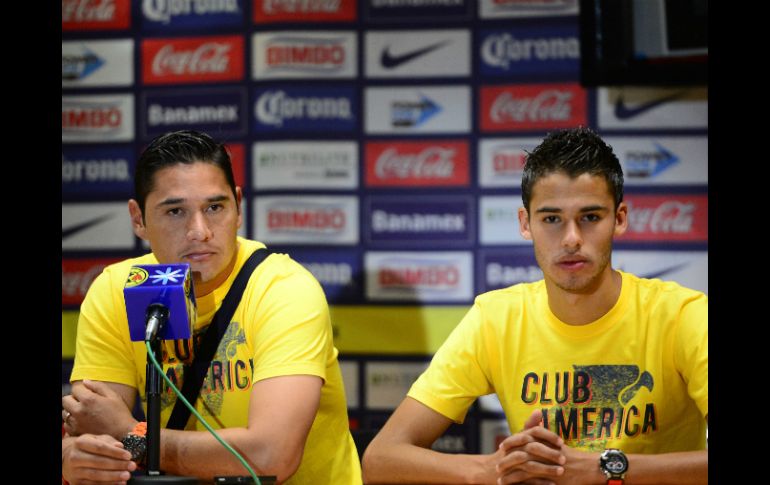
[545,269,623,326]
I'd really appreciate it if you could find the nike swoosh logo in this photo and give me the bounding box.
[62,214,113,239]
[639,263,689,280]
[613,90,688,120]
[381,40,451,69]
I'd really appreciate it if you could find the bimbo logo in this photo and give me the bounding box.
[492,145,526,175]
[63,104,122,130]
[378,259,460,290]
[143,0,240,23]
[265,36,346,71]
[256,90,353,126]
[267,202,347,234]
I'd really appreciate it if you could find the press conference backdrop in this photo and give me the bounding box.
[61,0,708,455]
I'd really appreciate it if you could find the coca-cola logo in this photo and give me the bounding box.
[62,264,108,303]
[626,201,695,234]
[152,43,231,75]
[375,147,456,179]
[63,0,116,22]
[490,90,572,123]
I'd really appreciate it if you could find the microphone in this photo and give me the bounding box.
[123,263,196,342]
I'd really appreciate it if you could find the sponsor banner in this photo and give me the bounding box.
[613,250,708,295]
[62,145,134,197]
[62,257,122,306]
[477,248,542,293]
[605,136,708,185]
[339,360,359,409]
[478,137,541,188]
[253,0,357,23]
[478,25,579,78]
[225,143,247,188]
[62,202,136,250]
[365,361,429,410]
[253,141,357,190]
[365,140,469,187]
[141,0,244,31]
[480,83,587,132]
[363,0,472,22]
[479,196,531,245]
[62,39,133,88]
[288,250,362,302]
[365,195,475,246]
[62,94,135,143]
[254,196,359,245]
[252,31,357,79]
[480,419,511,454]
[478,0,579,19]
[62,0,131,31]
[619,194,708,243]
[365,251,474,302]
[597,87,708,130]
[141,86,248,140]
[253,86,357,132]
[365,29,470,78]
[365,86,470,134]
[141,35,245,85]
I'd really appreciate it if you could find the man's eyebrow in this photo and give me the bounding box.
[535,206,561,214]
[207,195,229,203]
[579,205,610,212]
[534,205,610,214]
[157,197,184,207]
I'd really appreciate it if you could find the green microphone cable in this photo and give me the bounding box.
[146,341,261,485]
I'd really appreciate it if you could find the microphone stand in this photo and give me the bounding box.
[130,308,199,484]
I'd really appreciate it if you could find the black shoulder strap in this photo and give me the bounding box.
[166,247,271,430]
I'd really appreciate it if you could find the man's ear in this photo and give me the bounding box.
[518,206,533,240]
[614,201,629,238]
[235,186,243,229]
[128,199,147,240]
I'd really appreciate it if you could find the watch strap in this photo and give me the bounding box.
[607,480,624,485]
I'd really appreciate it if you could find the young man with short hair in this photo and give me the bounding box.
[362,127,708,484]
[62,130,361,484]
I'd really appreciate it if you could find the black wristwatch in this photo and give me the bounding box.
[121,430,147,464]
[599,448,628,485]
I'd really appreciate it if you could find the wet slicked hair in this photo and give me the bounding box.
[134,130,237,214]
[521,127,624,211]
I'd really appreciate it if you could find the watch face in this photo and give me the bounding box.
[601,449,629,476]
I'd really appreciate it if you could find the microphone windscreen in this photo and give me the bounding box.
[123,263,196,342]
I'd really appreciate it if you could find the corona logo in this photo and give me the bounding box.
[125,267,149,287]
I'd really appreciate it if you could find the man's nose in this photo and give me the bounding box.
[562,220,583,250]
[186,212,212,241]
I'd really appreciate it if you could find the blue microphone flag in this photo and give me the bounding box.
[123,263,196,342]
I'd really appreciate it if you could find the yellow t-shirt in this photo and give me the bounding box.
[71,237,361,483]
[408,271,708,453]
